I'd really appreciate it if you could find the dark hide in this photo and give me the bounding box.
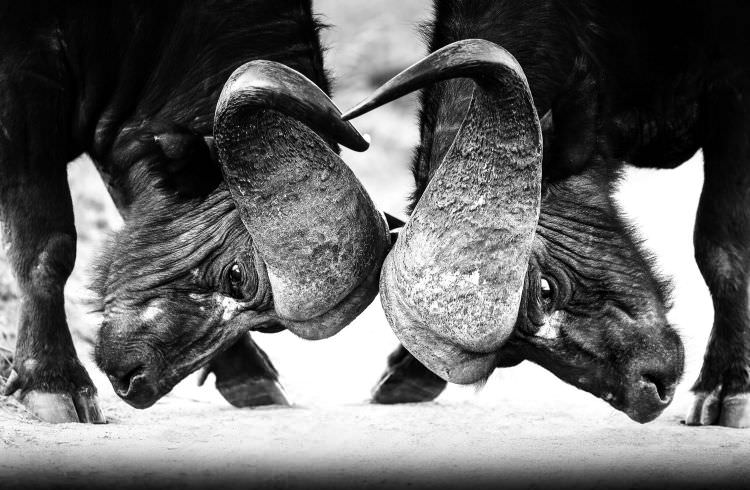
[366,0,750,426]
[0,0,378,421]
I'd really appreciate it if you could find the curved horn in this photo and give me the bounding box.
[345,40,542,383]
[214,61,388,334]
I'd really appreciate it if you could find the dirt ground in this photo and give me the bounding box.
[1,2,748,489]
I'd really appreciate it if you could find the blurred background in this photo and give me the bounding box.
[1,0,712,421]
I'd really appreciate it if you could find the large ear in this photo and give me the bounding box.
[343,40,542,383]
[213,61,388,336]
[111,121,223,198]
[153,129,223,197]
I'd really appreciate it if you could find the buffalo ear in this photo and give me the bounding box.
[150,124,222,198]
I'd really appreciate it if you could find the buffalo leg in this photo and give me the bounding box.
[201,333,289,407]
[0,158,104,423]
[372,344,447,404]
[0,60,105,422]
[687,81,750,428]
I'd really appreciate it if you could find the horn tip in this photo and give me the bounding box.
[339,120,370,152]
[347,136,370,152]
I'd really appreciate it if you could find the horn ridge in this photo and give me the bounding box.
[216,60,368,152]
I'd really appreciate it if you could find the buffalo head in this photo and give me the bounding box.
[94,61,388,408]
[344,40,684,423]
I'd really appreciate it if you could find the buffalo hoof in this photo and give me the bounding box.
[216,377,290,408]
[372,373,446,404]
[2,362,106,424]
[198,334,290,408]
[371,347,447,404]
[685,387,750,428]
[10,385,105,424]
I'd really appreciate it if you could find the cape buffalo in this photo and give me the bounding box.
[0,1,388,423]
[347,0,750,427]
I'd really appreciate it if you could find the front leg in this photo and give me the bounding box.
[0,173,104,423]
[0,62,104,422]
[687,81,750,428]
[199,333,289,407]
[371,344,447,404]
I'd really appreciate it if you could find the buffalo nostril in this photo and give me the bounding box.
[108,364,145,397]
[641,372,670,404]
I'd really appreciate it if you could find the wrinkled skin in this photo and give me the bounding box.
[92,184,278,408]
[501,164,684,422]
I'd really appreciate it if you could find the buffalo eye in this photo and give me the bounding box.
[540,277,555,311]
[226,262,250,299]
[229,263,243,281]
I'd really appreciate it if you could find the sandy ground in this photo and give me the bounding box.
[1,2,748,489]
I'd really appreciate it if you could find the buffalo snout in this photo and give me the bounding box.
[616,328,684,423]
[95,321,164,409]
